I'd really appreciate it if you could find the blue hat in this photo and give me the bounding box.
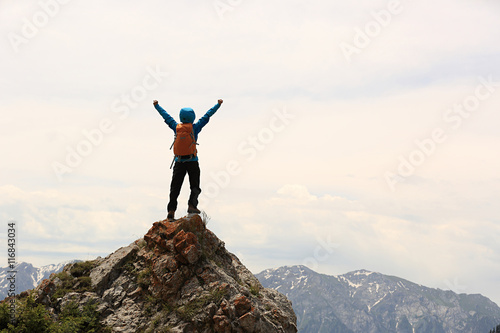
[179,107,195,123]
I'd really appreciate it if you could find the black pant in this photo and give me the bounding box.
[167,161,201,212]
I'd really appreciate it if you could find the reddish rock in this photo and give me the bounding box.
[213,314,231,333]
[164,220,185,239]
[182,244,201,264]
[174,230,197,251]
[36,279,56,304]
[234,295,252,317]
[151,268,186,302]
[239,311,257,332]
[151,255,179,281]
[165,256,179,272]
[164,269,185,292]
[144,223,168,252]
[200,268,219,284]
[174,253,188,265]
[182,214,206,234]
[203,229,224,256]
[271,307,291,326]
[220,298,235,318]
[38,278,52,292]
[173,230,201,264]
[217,282,231,294]
[164,215,205,240]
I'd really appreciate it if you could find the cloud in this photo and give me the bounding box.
[1,0,500,306]
[0,185,165,264]
[208,184,500,304]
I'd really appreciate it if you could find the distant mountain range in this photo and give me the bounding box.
[0,261,78,300]
[3,261,500,332]
[257,265,500,333]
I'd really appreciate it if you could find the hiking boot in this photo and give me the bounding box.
[167,211,175,221]
[187,205,201,214]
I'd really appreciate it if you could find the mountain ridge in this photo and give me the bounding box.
[0,260,78,301]
[257,265,500,333]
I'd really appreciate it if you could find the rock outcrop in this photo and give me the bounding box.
[34,215,297,333]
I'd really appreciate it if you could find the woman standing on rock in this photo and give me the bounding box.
[153,99,223,221]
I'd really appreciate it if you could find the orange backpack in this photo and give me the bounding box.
[171,123,197,158]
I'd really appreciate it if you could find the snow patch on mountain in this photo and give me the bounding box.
[368,293,387,312]
[0,260,79,300]
[338,275,362,289]
[354,270,374,277]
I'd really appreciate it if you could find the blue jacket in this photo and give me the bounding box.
[155,103,221,162]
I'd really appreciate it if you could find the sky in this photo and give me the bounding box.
[1,0,500,305]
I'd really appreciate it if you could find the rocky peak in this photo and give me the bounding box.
[33,215,297,332]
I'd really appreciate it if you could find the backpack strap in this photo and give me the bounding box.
[169,133,176,169]
[170,133,176,151]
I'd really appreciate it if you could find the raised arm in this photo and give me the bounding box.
[153,100,177,131]
[193,99,223,133]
